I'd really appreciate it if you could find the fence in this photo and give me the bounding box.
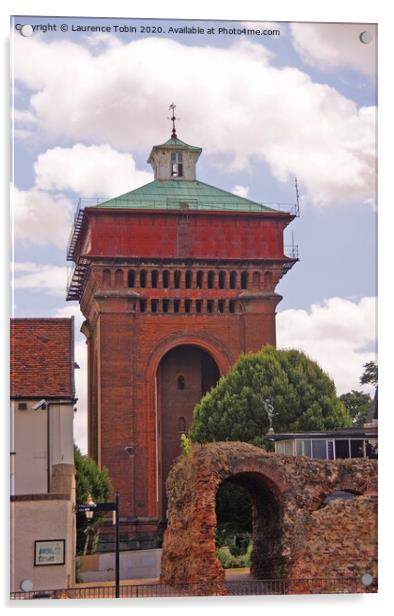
[10,577,376,600]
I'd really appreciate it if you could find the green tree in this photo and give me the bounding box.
[339,390,372,427]
[360,361,378,386]
[190,346,351,446]
[74,445,112,555]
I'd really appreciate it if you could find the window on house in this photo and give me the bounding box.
[252,271,260,288]
[312,440,327,459]
[207,271,215,289]
[139,299,147,312]
[151,300,158,313]
[178,416,186,432]
[196,300,203,313]
[140,270,147,288]
[185,299,192,313]
[174,299,180,313]
[350,440,365,458]
[229,300,236,313]
[177,376,185,390]
[218,300,225,313]
[230,271,237,289]
[162,299,169,313]
[335,440,350,459]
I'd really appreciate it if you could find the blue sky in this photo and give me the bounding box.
[11,16,377,451]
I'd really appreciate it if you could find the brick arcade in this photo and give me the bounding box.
[67,126,297,546]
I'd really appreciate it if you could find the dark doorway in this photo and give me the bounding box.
[157,345,220,517]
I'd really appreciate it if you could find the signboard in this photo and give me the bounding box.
[34,539,65,566]
[76,502,116,513]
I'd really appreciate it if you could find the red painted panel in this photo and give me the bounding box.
[79,209,290,261]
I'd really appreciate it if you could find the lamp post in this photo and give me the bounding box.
[77,493,120,598]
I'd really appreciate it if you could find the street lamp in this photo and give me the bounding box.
[76,492,120,598]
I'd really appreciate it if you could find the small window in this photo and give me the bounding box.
[264,271,272,288]
[196,271,204,288]
[171,152,183,177]
[163,299,169,313]
[207,271,215,289]
[151,299,158,313]
[174,270,181,289]
[139,299,147,313]
[177,376,185,390]
[229,300,236,313]
[218,271,226,289]
[140,270,147,288]
[218,300,225,313]
[115,269,123,286]
[128,270,135,288]
[162,270,170,288]
[185,299,192,313]
[196,300,203,313]
[207,300,214,313]
[185,271,192,288]
[174,299,180,313]
[151,270,158,288]
[18,402,28,410]
[350,440,364,458]
[230,271,237,289]
[241,271,248,289]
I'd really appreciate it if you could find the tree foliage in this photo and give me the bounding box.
[339,390,372,427]
[360,361,378,386]
[190,346,351,446]
[74,445,112,555]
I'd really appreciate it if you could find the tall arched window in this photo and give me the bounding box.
[207,271,215,289]
[162,270,170,288]
[140,270,147,288]
[230,271,237,289]
[128,270,135,288]
[174,270,181,289]
[219,271,226,289]
[151,270,158,288]
[241,271,249,289]
[196,271,204,288]
[264,271,272,289]
[185,270,192,288]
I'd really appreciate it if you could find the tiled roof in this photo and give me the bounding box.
[10,318,75,399]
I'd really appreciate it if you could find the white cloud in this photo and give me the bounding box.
[13,36,376,207]
[290,23,377,77]
[277,296,376,394]
[232,184,249,198]
[12,261,68,296]
[12,184,73,248]
[34,143,152,198]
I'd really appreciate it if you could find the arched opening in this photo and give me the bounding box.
[241,271,249,289]
[115,269,124,286]
[207,271,215,289]
[151,270,158,288]
[196,271,204,289]
[185,270,192,289]
[216,472,284,580]
[252,271,260,288]
[162,270,170,288]
[102,269,111,286]
[140,270,147,288]
[218,271,226,289]
[230,271,237,289]
[157,345,220,517]
[127,270,135,288]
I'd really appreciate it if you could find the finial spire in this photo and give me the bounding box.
[168,102,179,139]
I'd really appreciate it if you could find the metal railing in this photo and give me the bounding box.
[11,577,376,600]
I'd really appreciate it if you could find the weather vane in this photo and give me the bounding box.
[168,102,179,139]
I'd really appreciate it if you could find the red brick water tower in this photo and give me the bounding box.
[67,119,298,546]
